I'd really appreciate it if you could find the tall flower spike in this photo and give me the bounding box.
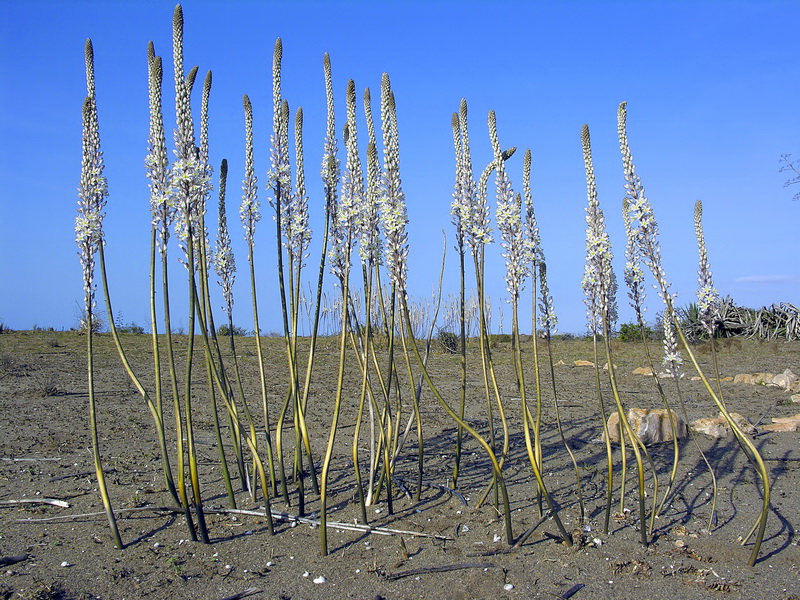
[240,94,260,246]
[331,80,363,280]
[214,159,235,310]
[522,149,542,267]
[694,199,719,333]
[146,44,173,255]
[581,124,618,334]
[321,53,339,214]
[622,198,647,323]
[360,87,382,266]
[289,106,311,267]
[170,4,206,255]
[538,262,558,334]
[489,111,528,299]
[457,100,489,253]
[379,73,408,290]
[618,102,681,372]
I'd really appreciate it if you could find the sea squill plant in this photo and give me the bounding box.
[319,55,357,557]
[619,102,769,565]
[621,198,680,519]
[239,93,277,531]
[144,41,182,510]
[581,124,653,545]
[170,4,211,543]
[694,200,725,402]
[490,115,570,543]
[522,149,584,522]
[76,38,122,549]
[617,102,716,531]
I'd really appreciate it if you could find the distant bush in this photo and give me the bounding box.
[618,322,653,342]
[217,324,249,337]
[437,328,458,354]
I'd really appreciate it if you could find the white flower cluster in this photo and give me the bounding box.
[145,50,175,255]
[622,199,646,322]
[76,93,107,308]
[213,160,236,311]
[581,125,618,334]
[538,262,558,334]
[330,89,363,281]
[239,95,260,247]
[694,200,720,331]
[288,106,311,268]
[490,111,529,299]
[379,73,409,290]
[618,102,681,373]
[451,100,482,254]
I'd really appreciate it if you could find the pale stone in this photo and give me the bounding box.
[632,366,654,376]
[555,360,566,366]
[734,374,754,385]
[691,412,756,438]
[691,417,729,438]
[761,421,798,433]
[718,376,734,382]
[752,372,777,385]
[691,376,701,381]
[791,394,800,403]
[772,369,797,391]
[771,413,800,425]
[606,408,688,445]
[574,360,595,367]
[603,362,618,371]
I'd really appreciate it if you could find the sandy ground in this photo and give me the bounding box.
[0,330,798,600]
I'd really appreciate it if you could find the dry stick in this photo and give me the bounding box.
[19,507,452,542]
[219,588,261,600]
[0,555,29,568]
[387,562,495,581]
[0,499,70,508]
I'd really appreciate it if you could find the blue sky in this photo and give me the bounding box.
[1,0,798,335]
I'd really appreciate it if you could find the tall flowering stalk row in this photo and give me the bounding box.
[581,124,653,544]
[619,102,769,565]
[76,38,123,550]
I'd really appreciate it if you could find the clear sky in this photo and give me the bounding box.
[1,0,798,335]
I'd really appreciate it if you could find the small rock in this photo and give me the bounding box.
[313,576,327,584]
[555,360,566,366]
[790,394,800,403]
[504,583,514,591]
[734,373,754,385]
[574,360,595,367]
[60,561,71,568]
[761,421,798,433]
[773,369,797,391]
[632,366,654,376]
[606,408,688,444]
[691,412,756,438]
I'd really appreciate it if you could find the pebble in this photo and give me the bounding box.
[313,576,327,584]
[504,583,514,591]
[60,561,71,568]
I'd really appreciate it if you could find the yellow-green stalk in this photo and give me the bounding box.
[76,42,122,547]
